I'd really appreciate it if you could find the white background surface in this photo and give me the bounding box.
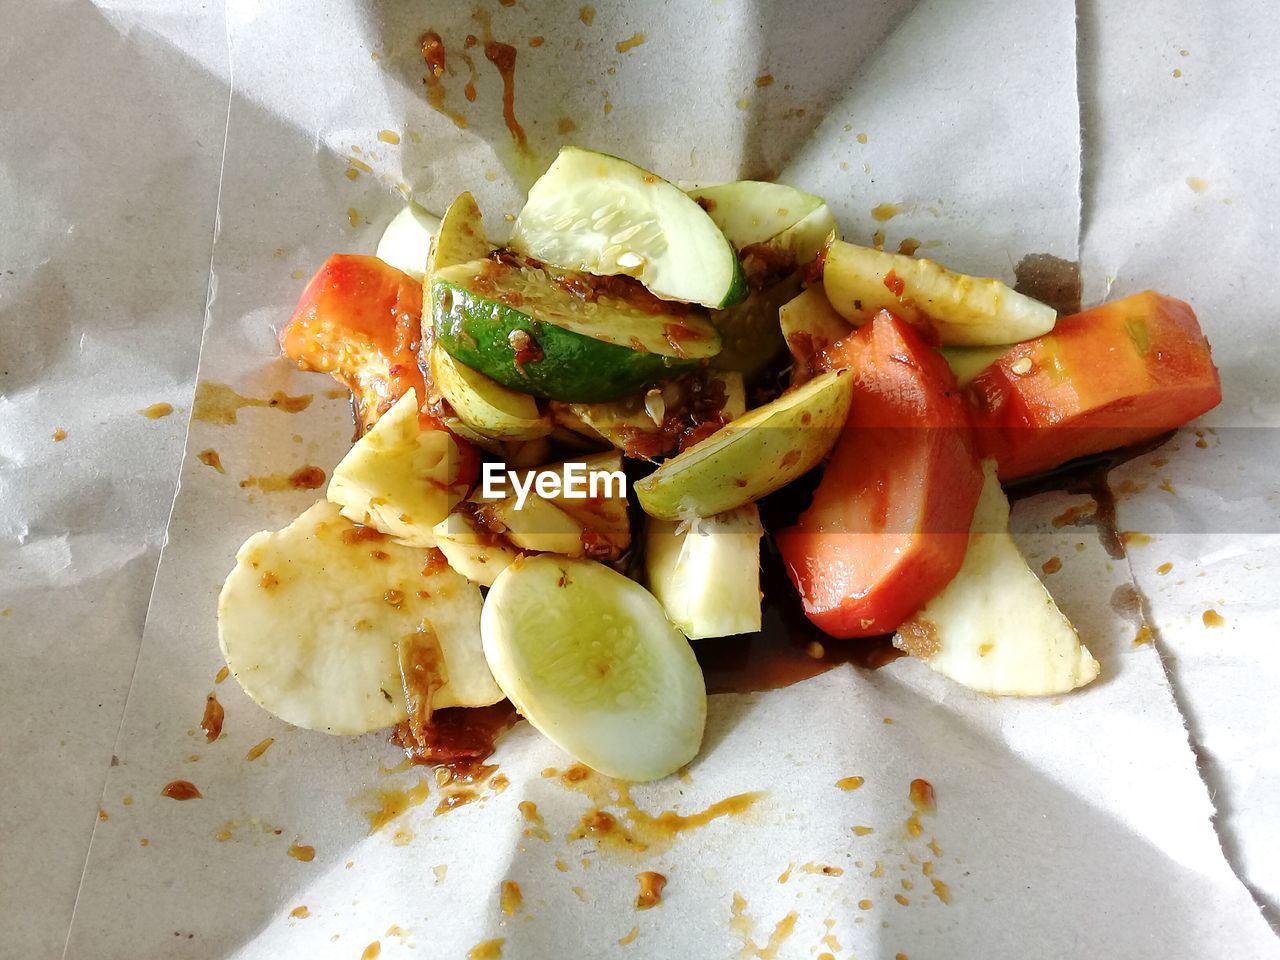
[1,1,1277,957]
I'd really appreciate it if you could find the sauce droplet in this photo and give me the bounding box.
[139,402,174,419]
[245,737,274,761]
[361,941,381,960]
[200,693,224,742]
[290,905,309,919]
[615,32,646,53]
[287,842,316,862]
[635,871,666,909]
[500,880,523,916]
[1202,609,1225,627]
[161,780,202,801]
[197,448,225,473]
[836,776,865,791]
[467,939,504,960]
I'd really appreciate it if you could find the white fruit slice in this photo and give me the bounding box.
[779,285,852,385]
[430,344,553,441]
[376,200,441,281]
[894,461,1100,696]
[432,508,523,587]
[482,556,706,781]
[823,240,1056,346]
[218,500,502,734]
[645,505,763,640]
[533,450,632,556]
[326,389,470,548]
[510,146,747,308]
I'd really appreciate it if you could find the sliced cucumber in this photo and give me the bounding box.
[430,257,718,402]
[510,147,747,309]
[553,371,746,457]
[376,200,441,282]
[482,555,706,781]
[645,505,763,640]
[822,240,1057,346]
[709,274,801,379]
[770,206,837,267]
[429,191,492,279]
[634,369,854,520]
[687,180,825,249]
[779,285,852,384]
[894,461,1100,696]
[939,345,1010,387]
[430,344,552,441]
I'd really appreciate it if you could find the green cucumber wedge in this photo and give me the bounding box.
[482,555,706,781]
[635,368,854,520]
[429,192,492,279]
[688,181,825,249]
[429,344,552,441]
[510,147,748,309]
[430,256,720,403]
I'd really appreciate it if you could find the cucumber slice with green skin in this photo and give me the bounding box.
[481,555,706,781]
[510,147,748,309]
[429,344,552,441]
[939,345,1010,387]
[635,368,854,520]
[709,274,801,379]
[376,201,441,282]
[645,505,763,640]
[429,192,492,279]
[430,256,718,403]
[687,180,826,250]
[779,285,852,385]
[822,240,1057,346]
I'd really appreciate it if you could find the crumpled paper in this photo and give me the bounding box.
[6,0,1277,957]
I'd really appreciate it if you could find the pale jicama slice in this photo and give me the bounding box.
[375,200,441,281]
[218,500,502,735]
[326,389,470,548]
[482,556,706,781]
[644,505,763,640]
[894,461,1100,696]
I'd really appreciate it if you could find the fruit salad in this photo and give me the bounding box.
[217,147,1222,782]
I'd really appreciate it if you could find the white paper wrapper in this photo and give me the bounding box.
[6,0,1278,957]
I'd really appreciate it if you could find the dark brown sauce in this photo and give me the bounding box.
[1013,253,1082,316]
[1005,431,1175,560]
[389,701,519,768]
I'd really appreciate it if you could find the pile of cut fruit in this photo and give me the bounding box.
[217,147,1221,781]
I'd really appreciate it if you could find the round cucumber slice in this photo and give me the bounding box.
[510,147,747,309]
[635,368,854,520]
[376,201,441,282]
[430,257,718,403]
[481,555,706,781]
